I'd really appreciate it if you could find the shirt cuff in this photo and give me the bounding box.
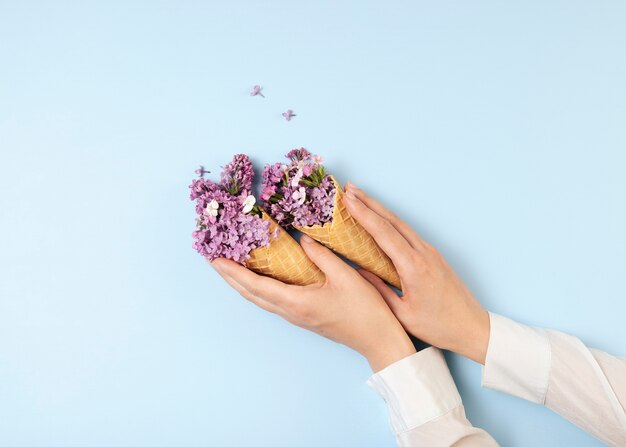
[481,312,551,404]
[367,347,462,434]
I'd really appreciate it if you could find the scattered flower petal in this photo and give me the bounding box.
[195,165,211,178]
[250,85,265,98]
[282,109,296,121]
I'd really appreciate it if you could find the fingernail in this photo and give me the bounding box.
[301,234,314,243]
[345,190,356,200]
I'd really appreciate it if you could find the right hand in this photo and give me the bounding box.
[343,182,491,364]
[211,234,416,372]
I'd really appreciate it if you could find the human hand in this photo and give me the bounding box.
[211,235,416,372]
[342,183,490,364]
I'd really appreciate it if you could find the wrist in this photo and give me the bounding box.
[363,330,417,373]
[450,308,490,364]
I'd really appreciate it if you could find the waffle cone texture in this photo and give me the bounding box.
[246,213,325,286]
[295,176,401,289]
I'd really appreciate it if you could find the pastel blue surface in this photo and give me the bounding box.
[1,2,625,446]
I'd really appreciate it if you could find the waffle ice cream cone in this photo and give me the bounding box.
[295,176,401,289]
[246,213,325,286]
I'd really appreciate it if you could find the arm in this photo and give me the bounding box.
[369,347,499,446]
[211,235,416,373]
[343,182,626,446]
[483,312,626,446]
[212,236,498,446]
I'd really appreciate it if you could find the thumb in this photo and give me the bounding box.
[300,234,348,277]
[358,269,403,314]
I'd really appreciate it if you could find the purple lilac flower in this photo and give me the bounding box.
[189,155,270,264]
[195,165,211,178]
[250,85,265,98]
[282,109,296,121]
[262,163,285,184]
[260,185,277,201]
[261,148,336,229]
[286,148,311,162]
[220,154,254,196]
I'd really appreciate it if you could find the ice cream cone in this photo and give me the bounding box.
[246,213,325,286]
[295,176,401,289]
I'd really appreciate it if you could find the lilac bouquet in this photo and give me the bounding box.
[261,147,402,289]
[189,154,271,264]
[261,148,336,229]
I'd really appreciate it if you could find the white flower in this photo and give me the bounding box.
[280,164,289,172]
[312,155,323,164]
[292,187,306,205]
[205,199,219,217]
[242,195,256,214]
[291,168,304,187]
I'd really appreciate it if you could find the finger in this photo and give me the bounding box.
[300,235,351,279]
[342,190,415,275]
[212,258,294,306]
[358,269,404,314]
[345,182,426,251]
[212,262,282,315]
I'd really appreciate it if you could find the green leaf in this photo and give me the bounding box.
[299,178,316,187]
[269,194,283,204]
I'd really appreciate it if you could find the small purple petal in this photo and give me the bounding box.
[195,165,211,178]
[251,85,265,98]
[282,109,296,121]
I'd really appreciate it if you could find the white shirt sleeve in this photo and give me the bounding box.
[482,312,626,446]
[367,347,499,446]
[368,312,626,446]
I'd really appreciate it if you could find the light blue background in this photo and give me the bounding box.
[1,1,625,446]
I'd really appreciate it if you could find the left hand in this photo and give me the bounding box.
[342,182,490,364]
[211,235,416,372]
